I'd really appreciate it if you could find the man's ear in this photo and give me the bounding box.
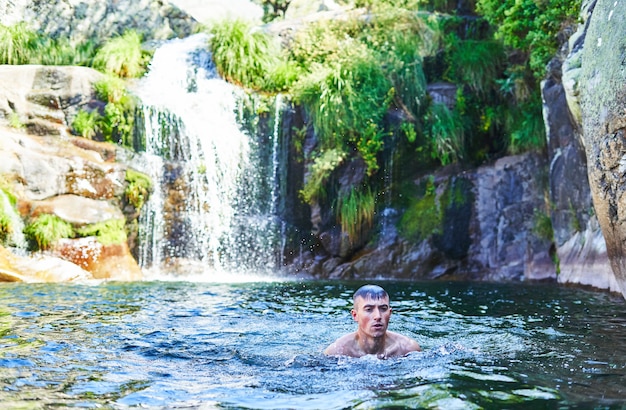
[351,309,357,321]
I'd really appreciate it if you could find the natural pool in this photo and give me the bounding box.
[0,279,625,409]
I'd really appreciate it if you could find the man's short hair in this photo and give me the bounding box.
[353,284,388,306]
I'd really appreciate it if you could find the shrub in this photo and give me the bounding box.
[475,0,580,80]
[93,74,138,147]
[24,214,74,251]
[72,109,101,139]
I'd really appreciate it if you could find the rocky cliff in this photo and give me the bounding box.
[0,0,624,298]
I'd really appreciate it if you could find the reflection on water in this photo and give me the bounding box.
[0,280,625,409]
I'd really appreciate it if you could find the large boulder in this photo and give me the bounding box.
[0,65,146,282]
[579,0,626,298]
[541,0,616,292]
[0,0,199,44]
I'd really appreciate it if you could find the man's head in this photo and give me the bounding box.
[351,284,392,338]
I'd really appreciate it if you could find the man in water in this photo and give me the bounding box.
[324,284,421,359]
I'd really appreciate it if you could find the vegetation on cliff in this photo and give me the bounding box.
[0,24,149,148]
[209,0,579,246]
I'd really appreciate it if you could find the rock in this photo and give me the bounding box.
[27,195,125,225]
[0,0,199,44]
[580,0,626,298]
[0,127,127,202]
[53,237,143,281]
[0,245,93,283]
[0,65,103,137]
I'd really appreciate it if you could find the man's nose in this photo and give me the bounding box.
[373,308,381,319]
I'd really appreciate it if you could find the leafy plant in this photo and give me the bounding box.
[72,109,101,139]
[93,74,138,147]
[24,214,74,251]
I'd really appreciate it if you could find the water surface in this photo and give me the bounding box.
[1,279,625,409]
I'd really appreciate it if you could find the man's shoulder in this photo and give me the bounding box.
[324,332,357,356]
[387,331,421,353]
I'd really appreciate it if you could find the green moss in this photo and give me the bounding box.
[23,214,74,251]
[124,168,152,211]
[399,176,442,241]
[532,209,554,242]
[74,219,127,246]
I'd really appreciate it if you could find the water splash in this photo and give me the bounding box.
[0,189,27,251]
[132,33,283,278]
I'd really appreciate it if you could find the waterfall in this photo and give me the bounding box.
[0,190,27,253]
[133,33,284,278]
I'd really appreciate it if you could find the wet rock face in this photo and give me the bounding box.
[0,65,145,283]
[580,0,626,298]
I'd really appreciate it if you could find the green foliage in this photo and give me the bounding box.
[124,168,152,211]
[0,208,13,244]
[208,19,296,92]
[425,103,465,165]
[72,109,101,139]
[300,149,346,204]
[0,22,39,65]
[24,214,74,251]
[532,209,554,242]
[445,38,505,96]
[0,22,96,66]
[74,219,127,245]
[253,0,292,23]
[505,98,546,154]
[336,186,375,245]
[8,112,24,130]
[475,0,580,80]
[93,75,138,147]
[399,178,442,242]
[93,30,149,78]
[0,185,18,245]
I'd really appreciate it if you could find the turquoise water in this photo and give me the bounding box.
[0,279,625,409]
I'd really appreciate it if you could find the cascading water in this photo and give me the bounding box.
[132,33,284,278]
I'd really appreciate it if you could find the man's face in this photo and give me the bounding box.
[351,295,392,338]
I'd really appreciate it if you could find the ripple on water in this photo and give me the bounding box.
[0,280,625,409]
